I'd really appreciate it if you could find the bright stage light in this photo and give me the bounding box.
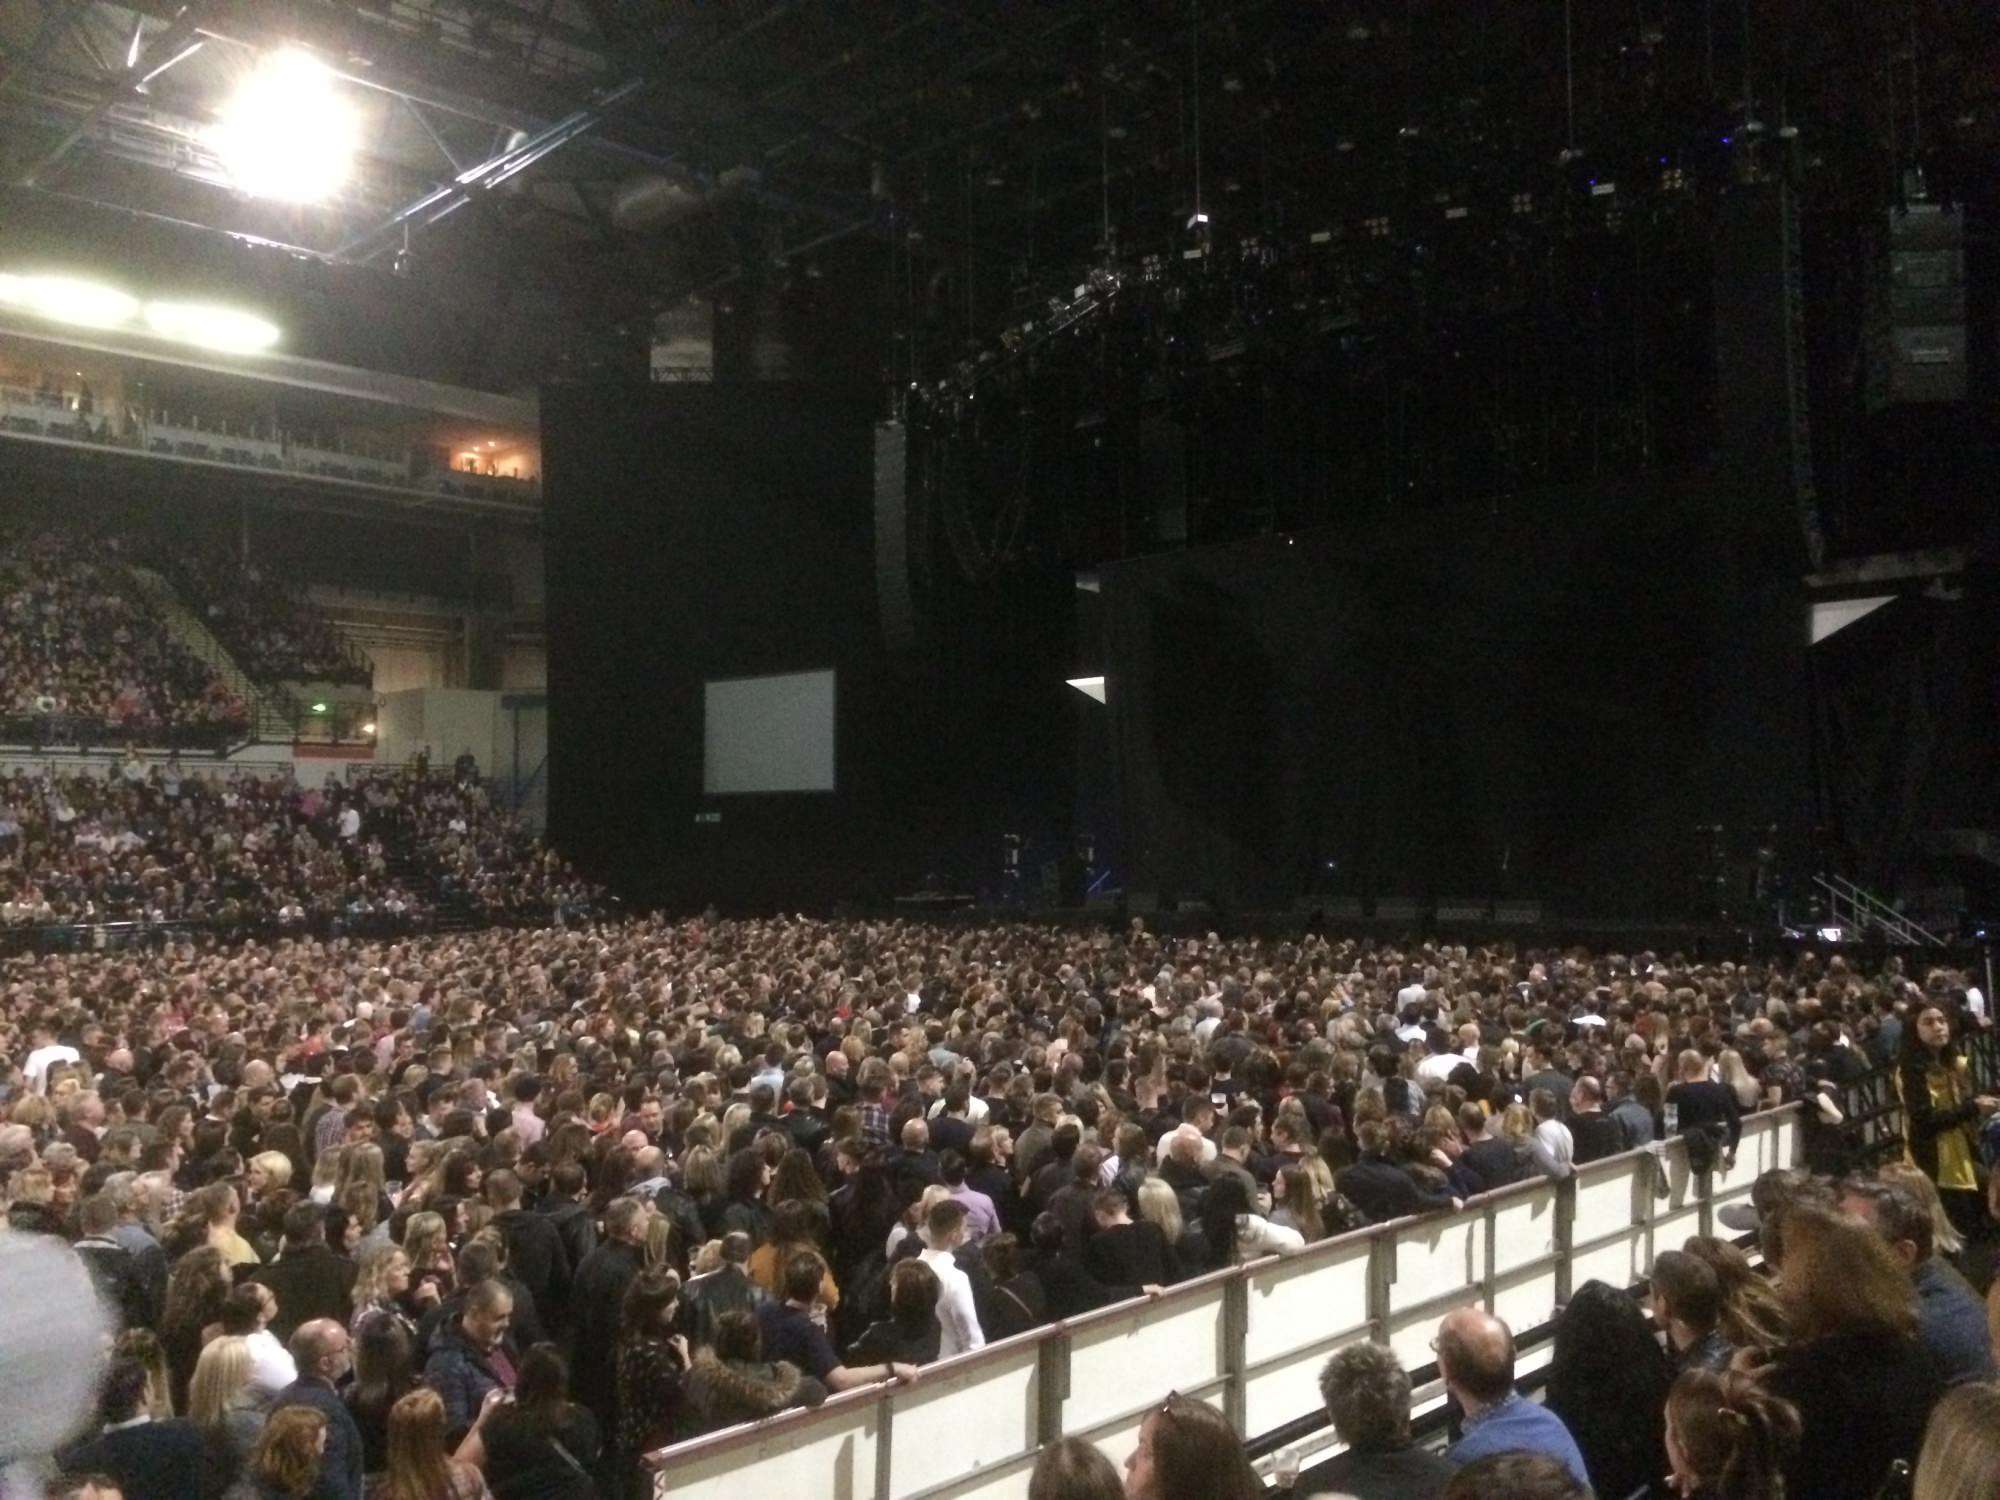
[144,301,281,353]
[0,273,140,328]
[209,49,358,203]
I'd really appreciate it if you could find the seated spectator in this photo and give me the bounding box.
[1121,1392,1262,1500]
[1649,1248,1735,1373]
[1912,1381,2000,1500]
[1441,1452,1589,1500]
[1757,1201,1943,1500]
[1436,1307,1590,1488]
[1542,1279,1670,1500]
[1296,1341,1454,1500]
[1664,1368,1799,1500]
[1028,1437,1124,1500]
[1839,1175,1996,1386]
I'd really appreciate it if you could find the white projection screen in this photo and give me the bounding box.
[702,670,836,795]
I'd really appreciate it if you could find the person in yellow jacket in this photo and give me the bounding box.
[1896,1002,1999,1245]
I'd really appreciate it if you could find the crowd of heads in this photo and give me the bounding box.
[1,909,1995,1498]
[172,549,370,688]
[0,533,247,747]
[0,762,601,934]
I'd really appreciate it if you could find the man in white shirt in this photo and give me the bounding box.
[917,1199,985,1359]
[23,1020,80,1093]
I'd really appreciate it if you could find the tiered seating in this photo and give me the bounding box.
[0,533,249,749]
[167,549,372,687]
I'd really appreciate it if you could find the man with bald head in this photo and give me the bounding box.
[273,1318,363,1500]
[1436,1307,1590,1489]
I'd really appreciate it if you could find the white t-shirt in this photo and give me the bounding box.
[919,1247,986,1359]
[24,1043,80,1092]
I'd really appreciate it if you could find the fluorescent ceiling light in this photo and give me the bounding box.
[0,273,140,329]
[209,49,358,204]
[144,301,280,353]
[1066,675,1107,704]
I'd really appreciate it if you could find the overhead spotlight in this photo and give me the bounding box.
[1186,210,1210,230]
[209,49,359,203]
[0,273,139,329]
[311,702,328,714]
[144,301,280,353]
[360,721,377,736]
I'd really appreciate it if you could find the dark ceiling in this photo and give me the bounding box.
[0,0,1993,393]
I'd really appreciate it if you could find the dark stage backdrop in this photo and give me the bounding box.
[1101,480,1811,920]
[543,382,1073,912]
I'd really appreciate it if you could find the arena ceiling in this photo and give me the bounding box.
[0,0,1993,390]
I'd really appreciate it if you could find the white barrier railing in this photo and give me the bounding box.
[648,1107,1802,1500]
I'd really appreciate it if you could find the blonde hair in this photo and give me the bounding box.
[248,1151,294,1192]
[400,1211,450,1271]
[352,1242,409,1313]
[188,1336,255,1428]
[1914,1382,2000,1500]
[1137,1177,1184,1242]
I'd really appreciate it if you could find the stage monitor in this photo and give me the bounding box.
[702,669,836,795]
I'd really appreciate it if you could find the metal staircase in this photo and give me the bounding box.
[125,566,301,744]
[1813,874,1946,947]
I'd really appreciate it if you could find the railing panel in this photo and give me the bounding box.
[1386,1291,1480,1369]
[1490,1183,1562,1277]
[1568,1225,1647,1297]
[1241,1235,1376,1436]
[1243,1237,1373,1365]
[1572,1160,1641,1240]
[1492,1260,1561,1336]
[1063,1282,1230,1432]
[1388,1212,1484,1313]
[650,1394,882,1500]
[885,1337,1044,1498]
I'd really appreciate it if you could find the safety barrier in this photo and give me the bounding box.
[646,1106,1802,1499]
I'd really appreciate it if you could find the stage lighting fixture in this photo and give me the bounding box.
[0,273,139,328]
[209,49,358,203]
[144,301,281,353]
[360,721,377,735]
[1065,675,1107,704]
[311,701,328,714]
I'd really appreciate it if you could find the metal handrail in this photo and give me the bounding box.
[1814,873,1946,947]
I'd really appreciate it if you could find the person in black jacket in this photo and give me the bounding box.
[74,1192,153,1332]
[541,1163,599,1281]
[568,1197,648,1441]
[1664,1049,1742,1170]
[1084,1190,1179,1287]
[1337,1121,1462,1224]
[250,1204,358,1344]
[1541,1279,1671,1500]
[55,1357,205,1500]
[487,1169,571,1331]
[271,1320,366,1500]
[1454,1106,1531,1195]
[1293,1341,1453,1500]
[680,1231,764,1349]
[1759,1201,1944,1500]
[1565,1077,1629,1166]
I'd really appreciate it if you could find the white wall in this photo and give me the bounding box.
[368,644,449,694]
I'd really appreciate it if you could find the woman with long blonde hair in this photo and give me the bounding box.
[188,1334,262,1490]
